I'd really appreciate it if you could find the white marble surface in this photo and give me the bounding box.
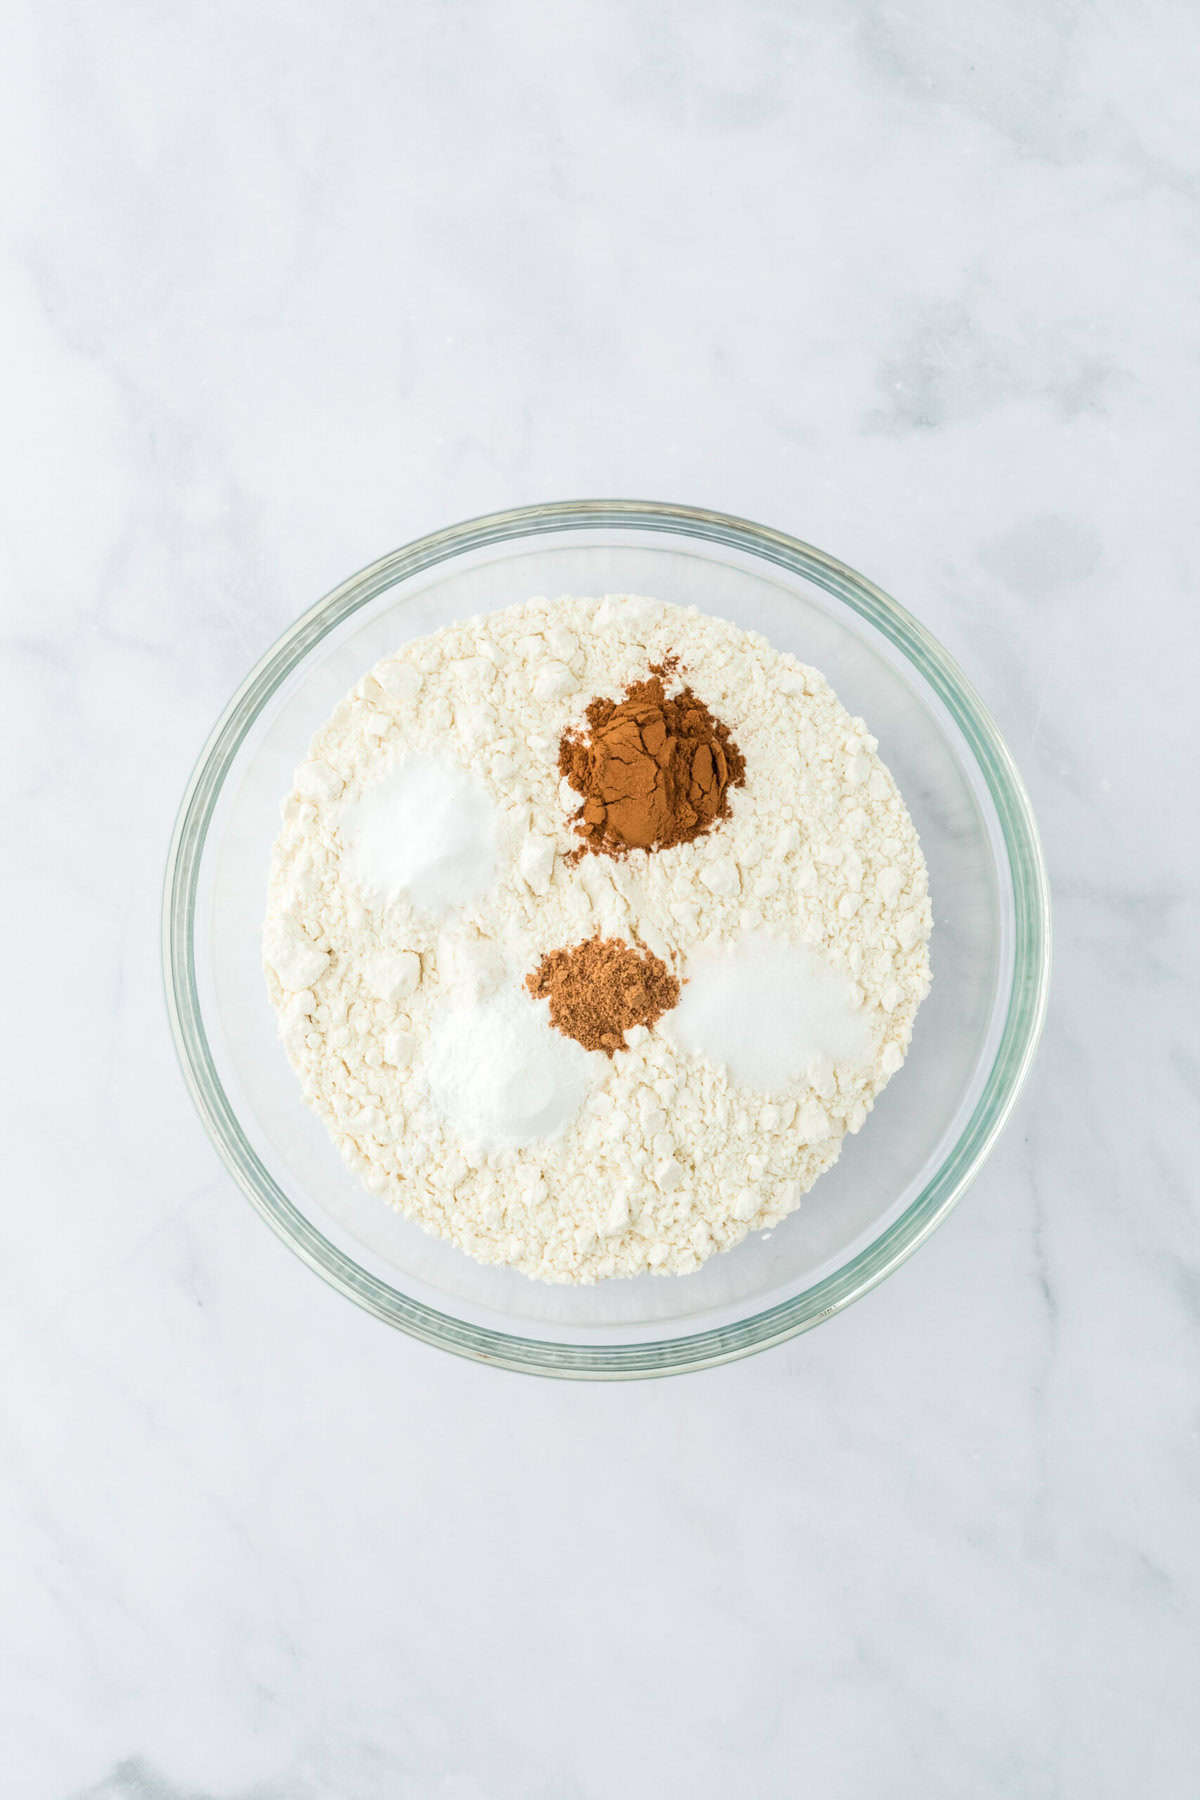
[3,2,1198,1794]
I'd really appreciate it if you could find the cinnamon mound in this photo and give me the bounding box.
[526,935,681,1056]
[558,660,745,858]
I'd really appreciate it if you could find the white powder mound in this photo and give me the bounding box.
[264,593,933,1283]
[669,934,874,1091]
[340,755,497,915]
[425,984,596,1150]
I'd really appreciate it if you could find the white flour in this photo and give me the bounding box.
[264,594,932,1282]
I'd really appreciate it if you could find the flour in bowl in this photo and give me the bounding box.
[263,594,932,1282]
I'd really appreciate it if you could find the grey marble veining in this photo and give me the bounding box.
[2,2,1197,1795]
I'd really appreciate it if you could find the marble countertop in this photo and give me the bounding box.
[4,3,1197,1795]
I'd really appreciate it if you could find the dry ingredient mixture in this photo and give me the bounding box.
[264,593,932,1282]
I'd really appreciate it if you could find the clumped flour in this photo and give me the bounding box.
[264,595,932,1283]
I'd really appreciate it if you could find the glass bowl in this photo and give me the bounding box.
[163,500,1050,1377]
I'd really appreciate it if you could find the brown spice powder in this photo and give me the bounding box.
[558,658,746,858]
[526,935,681,1056]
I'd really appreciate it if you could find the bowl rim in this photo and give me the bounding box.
[162,498,1051,1378]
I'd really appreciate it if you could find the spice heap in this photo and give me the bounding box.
[526,934,681,1055]
[559,660,745,857]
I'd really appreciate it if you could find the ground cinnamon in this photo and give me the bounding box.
[558,658,745,858]
[526,935,681,1056]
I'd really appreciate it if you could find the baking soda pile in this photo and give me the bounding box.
[264,595,932,1283]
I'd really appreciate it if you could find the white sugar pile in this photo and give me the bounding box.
[669,934,875,1090]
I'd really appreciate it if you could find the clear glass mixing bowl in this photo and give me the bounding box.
[163,501,1050,1377]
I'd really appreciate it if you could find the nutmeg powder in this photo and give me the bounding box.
[526,935,681,1056]
[559,660,745,858]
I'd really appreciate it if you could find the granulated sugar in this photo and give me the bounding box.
[263,593,933,1283]
[669,934,873,1090]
